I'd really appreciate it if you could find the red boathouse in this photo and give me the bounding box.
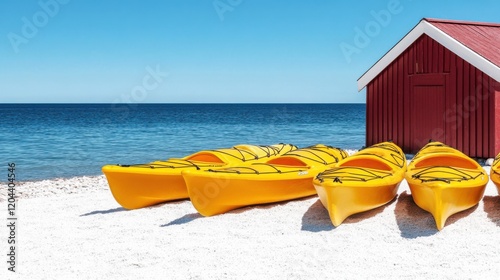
[358,18,500,157]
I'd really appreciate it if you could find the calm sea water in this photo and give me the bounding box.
[0,104,365,181]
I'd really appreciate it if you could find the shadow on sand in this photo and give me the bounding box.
[483,196,500,227]
[80,199,188,217]
[80,207,127,217]
[161,213,203,227]
[161,197,316,227]
[300,199,334,232]
[395,191,480,238]
[226,198,297,215]
[394,191,438,238]
[301,197,395,232]
[161,200,293,227]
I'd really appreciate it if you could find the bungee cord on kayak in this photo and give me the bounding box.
[114,144,296,170]
[315,166,393,183]
[410,165,484,184]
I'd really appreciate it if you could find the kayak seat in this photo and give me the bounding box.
[266,157,309,167]
[338,158,393,171]
[413,155,478,169]
[185,152,225,163]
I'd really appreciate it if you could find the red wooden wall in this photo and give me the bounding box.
[366,34,499,158]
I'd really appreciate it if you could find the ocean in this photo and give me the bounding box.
[0,103,365,181]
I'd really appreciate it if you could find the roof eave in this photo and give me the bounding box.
[357,19,500,91]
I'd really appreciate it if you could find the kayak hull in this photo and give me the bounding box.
[102,165,190,209]
[184,170,317,216]
[408,179,487,230]
[490,154,500,195]
[314,167,402,227]
[102,144,296,209]
[405,142,487,230]
[313,142,406,226]
[185,145,348,216]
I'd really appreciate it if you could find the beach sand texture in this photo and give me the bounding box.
[1,168,500,279]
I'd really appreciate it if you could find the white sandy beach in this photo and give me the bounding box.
[1,168,500,280]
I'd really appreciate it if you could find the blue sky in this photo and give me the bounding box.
[1,0,499,103]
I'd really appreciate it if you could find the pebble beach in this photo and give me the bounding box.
[3,0,500,278]
[1,167,499,279]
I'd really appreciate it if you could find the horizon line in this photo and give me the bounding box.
[0,101,366,104]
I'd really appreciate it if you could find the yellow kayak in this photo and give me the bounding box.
[405,142,488,230]
[183,145,348,216]
[313,142,406,226]
[490,153,500,195]
[102,143,296,209]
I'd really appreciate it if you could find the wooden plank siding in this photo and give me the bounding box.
[366,34,498,157]
[494,81,500,156]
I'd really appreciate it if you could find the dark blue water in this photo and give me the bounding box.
[0,104,365,181]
